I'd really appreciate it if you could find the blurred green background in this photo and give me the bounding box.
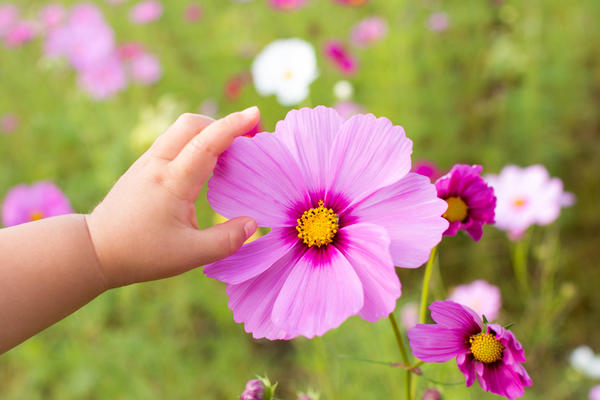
[1,0,599,398]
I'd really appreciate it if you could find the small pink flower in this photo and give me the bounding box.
[0,4,19,37]
[427,12,449,32]
[2,182,74,227]
[129,52,162,85]
[3,20,35,48]
[448,280,502,321]
[39,4,66,32]
[184,4,203,22]
[117,41,145,60]
[130,0,163,24]
[351,17,387,48]
[77,55,128,100]
[412,160,442,182]
[270,0,307,11]
[1,113,19,134]
[324,40,358,76]
[333,101,365,119]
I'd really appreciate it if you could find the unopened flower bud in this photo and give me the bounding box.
[240,379,265,400]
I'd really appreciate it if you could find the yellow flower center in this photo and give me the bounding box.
[469,333,504,364]
[296,200,339,248]
[30,211,44,221]
[512,197,526,208]
[443,196,468,223]
[283,70,293,80]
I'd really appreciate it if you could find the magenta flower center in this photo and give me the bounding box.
[296,200,339,247]
[469,332,504,364]
[443,196,468,223]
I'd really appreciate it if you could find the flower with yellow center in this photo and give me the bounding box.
[443,196,468,223]
[469,332,504,364]
[29,211,44,221]
[296,201,339,248]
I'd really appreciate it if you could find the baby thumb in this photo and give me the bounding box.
[195,217,257,265]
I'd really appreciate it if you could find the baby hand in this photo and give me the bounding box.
[86,107,260,289]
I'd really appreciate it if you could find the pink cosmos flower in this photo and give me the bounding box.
[408,301,532,399]
[129,52,162,85]
[427,12,449,32]
[270,0,307,11]
[435,164,496,241]
[485,165,574,240]
[324,40,358,76]
[412,160,442,182]
[448,280,502,321]
[130,0,163,24]
[3,20,35,48]
[205,106,448,339]
[39,4,66,32]
[332,101,365,119]
[351,17,387,48]
[1,113,19,134]
[77,55,128,100]
[0,4,19,37]
[184,4,203,22]
[2,182,74,227]
[117,41,144,60]
[590,386,600,400]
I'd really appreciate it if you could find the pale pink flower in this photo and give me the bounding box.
[129,52,162,85]
[590,386,600,400]
[351,17,387,47]
[427,12,449,32]
[130,0,163,24]
[2,182,74,227]
[448,280,501,321]
[39,4,66,32]
[77,55,128,100]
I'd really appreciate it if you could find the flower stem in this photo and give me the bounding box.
[388,313,412,400]
[418,246,438,324]
[512,232,531,296]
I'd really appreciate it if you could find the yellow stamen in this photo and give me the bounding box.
[469,333,504,364]
[296,200,339,248]
[283,70,293,80]
[513,197,526,208]
[30,211,44,221]
[443,196,468,223]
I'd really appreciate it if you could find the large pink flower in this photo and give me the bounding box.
[408,301,532,399]
[2,181,73,227]
[205,106,448,339]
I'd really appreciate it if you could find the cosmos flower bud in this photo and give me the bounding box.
[240,379,265,400]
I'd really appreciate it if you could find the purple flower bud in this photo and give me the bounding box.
[240,379,265,400]
[422,388,441,400]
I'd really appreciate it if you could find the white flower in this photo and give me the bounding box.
[333,80,353,101]
[570,346,600,379]
[251,38,318,106]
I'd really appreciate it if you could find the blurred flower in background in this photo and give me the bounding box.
[412,160,442,182]
[251,38,318,105]
[333,80,354,101]
[128,52,162,85]
[130,0,163,24]
[350,17,387,48]
[334,0,369,6]
[0,4,19,37]
[324,40,357,76]
[3,20,35,48]
[0,113,19,135]
[570,346,600,379]
[184,4,203,23]
[448,280,502,321]
[1,182,73,227]
[198,97,219,118]
[38,3,66,32]
[400,302,418,331]
[77,55,128,100]
[270,0,307,12]
[427,12,449,33]
[486,165,574,240]
[590,386,600,400]
[421,388,441,400]
[225,71,252,102]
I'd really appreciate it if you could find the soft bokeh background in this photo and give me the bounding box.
[1,0,599,399]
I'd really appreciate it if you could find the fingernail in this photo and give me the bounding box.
[244,220,257,238]
[240,106,259,118]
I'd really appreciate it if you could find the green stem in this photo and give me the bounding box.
[388,313,412,400]
[512,233,530,296]
[419,246,438,324]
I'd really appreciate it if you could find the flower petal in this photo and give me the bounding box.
[336,223,400,322]
[429,301,482,333]
[456,353,476,387]
[207,132,311,227]
[271,245,364,338]
[204,228,297,284]
[407,324,470,362]
[327,114,413,209]
[347,173,448,267]
[275,106,344,195]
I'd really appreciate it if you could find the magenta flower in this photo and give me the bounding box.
[129,52,162,85]
[3,20,35,48]
[435,164,496,241]
[205,106,448,339]
[485,165,574,240]
[412,160,442,182]
[2,182,74,227]
[408,301,532,399]
[240,379,265,400]
[332,101,365,119]
[448,280,501,321]
[427,12,449,32]
[590,386,600,400]
[184,4,203,22]
[1,113,19,134]
[130,0,163,24]
[324,40,358,76]
[270,0,307,11]
[77,55,128,100]
[351,17,387,48]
